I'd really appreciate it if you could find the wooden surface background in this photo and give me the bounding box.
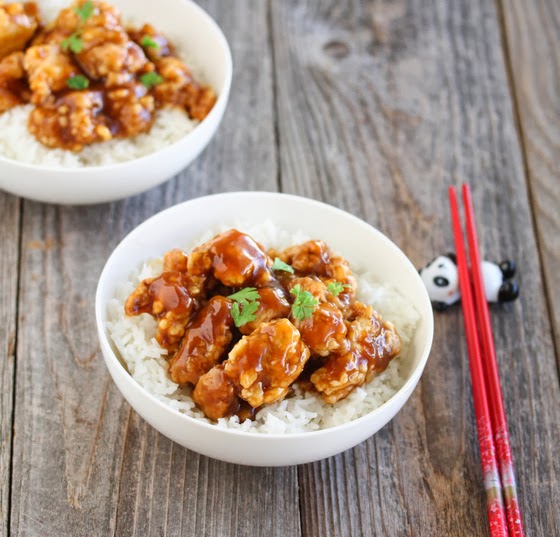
[1,0,559,535]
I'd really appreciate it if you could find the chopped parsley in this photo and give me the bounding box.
[271,257,294,274]
[140,71,163,89]
[61,33,84,53]
[141,35,159,48]
[290,284,318,321]
[75,1,95,22]
[327,281,351,296]
[228,287,261,327]
[60,2,94,55]
[66,74,89,89]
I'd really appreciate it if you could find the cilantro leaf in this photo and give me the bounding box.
[75,1,95,22]
[61,33,84,53]
[327,281,351,296]
[290,284,318,321]
[141,35,159,48]
[227,287,260,303]
[140,71,163,89]
[67,75,89,90]
[231,300,260,327]
[271,257,294,274]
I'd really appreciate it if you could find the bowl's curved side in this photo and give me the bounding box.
[0,0,233,204]
[95,192,434,465]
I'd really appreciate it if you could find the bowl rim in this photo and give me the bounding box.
[0,0,233,172]
[95,191,434,440]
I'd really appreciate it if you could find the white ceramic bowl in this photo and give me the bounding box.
[95,192,434,466]
[0,0,232,205]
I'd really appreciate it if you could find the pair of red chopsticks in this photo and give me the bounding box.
[448,185,525,537]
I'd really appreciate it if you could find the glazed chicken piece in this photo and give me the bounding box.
[76,27,147,86]
[224,318,310,408]
[153,56,216,121]
[279,240,357,304]
[188,229,272,288]
[28,89,112,151]
[163,248,188,272]
[310,302,401,403]
[54,0,121,33]
[125,271,197,352]
[0,2,39,59]
[238,285,291,335]
[129,23,174,62]
[104,81,154,137]
[0,51,28,112]
[192,364,240,421]
[23,44,79,105]
[168,296,234,385]
[287,277,347,356]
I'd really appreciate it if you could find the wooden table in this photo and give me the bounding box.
[1,0,559,535]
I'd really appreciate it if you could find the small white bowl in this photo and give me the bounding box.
[95,192,434,466]
[0,0,232,205]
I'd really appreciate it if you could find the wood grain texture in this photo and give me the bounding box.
[270,0,560,535]
[498,0,560,358]
[0,195,20,537]
[9,1,300,536]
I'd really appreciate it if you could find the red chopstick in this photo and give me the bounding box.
[448,187,508,537]
[461,185,525,536]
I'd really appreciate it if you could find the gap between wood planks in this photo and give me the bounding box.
[493,0,560,381]
[7,198,24,537]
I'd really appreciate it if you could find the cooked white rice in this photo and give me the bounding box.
[0,0,203,167]
[106,221,421,434]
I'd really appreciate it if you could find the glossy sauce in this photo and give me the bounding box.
[168,296,233,385]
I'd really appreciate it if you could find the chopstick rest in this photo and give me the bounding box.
[419,253,519,311]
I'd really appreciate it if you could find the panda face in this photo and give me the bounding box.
[419,255,460,306]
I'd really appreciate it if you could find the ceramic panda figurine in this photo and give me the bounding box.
[419,253,519,311]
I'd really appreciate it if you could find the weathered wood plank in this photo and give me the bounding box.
[498,0,560,359]
[10,1,300,536]
[271,0,560,535]
[0,194,20,537]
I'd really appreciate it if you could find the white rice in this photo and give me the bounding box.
[106,221,421,434]
[0,0,203,167]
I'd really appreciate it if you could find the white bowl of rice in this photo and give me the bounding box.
[95,192,434,466]
[0,0,232,204]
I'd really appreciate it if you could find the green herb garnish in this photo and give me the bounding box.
[61,33,84,53]
[228,287,260,303]
[141,35,159,48]
[327,281,351,296]
[75,0,95,22]
[230,300,259,328]
[228,287,261,327]
[271,257,294,274]
[66,74,89,89]
[140,71,163,89]
[290,284,318,321]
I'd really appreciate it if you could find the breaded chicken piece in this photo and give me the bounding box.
[188,229,272,288]
[104,81,154,137]
[23,44,79,104]
[154,56,216,121]
[0,51,28,112]
[76,27,146,85]
[238,286,291,335]
[129,23,174,62]
[168,296,234,385]
[224,318,310,408]
[28,89,112,151]
[310,302,401,403]
[286,277,347,356]
[192,365,239,421]
[124,271,197,351]
[0,2,39,59]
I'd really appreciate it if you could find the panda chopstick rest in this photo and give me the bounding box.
[419,253,519,311]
